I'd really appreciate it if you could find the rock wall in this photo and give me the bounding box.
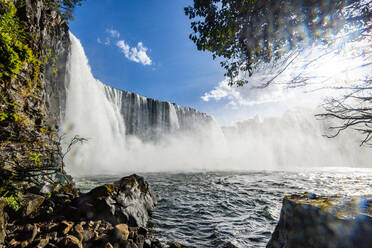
[104,86,214,141]
[20,0,70,126]
[267,193,372,248]
[0,0,69,182]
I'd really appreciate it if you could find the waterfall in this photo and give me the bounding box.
[61,33,371,176]
[62,34,127,174]
[62,33,222,175]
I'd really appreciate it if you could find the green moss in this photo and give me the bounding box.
[0,0,41,81]
[1,191,21,212]
[0,111,18,122]
[104,184,115,193]
[30,152,42,167]
[0,112,7,121]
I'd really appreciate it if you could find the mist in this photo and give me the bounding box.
[62,33,372,176]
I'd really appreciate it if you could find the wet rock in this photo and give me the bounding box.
[36,236,49,248]
[267,193,372,248]
[134,234,145,248]
[21,193,45,217]
[20,240,29,247]
[28,224,39,243]
[137,227,147,236]
[60,220,74,235]
[167,241,182,248]
[61,235,82,248]
[151,239,163,248]
[123,239,139,248]
[9,239,21,247]
[73,223,84,241]
[82,229,95,242]
[144,239,152,248]
[105,242,114,248]
[114,224,130,241]
[76,174,157,227]
[128,231,135,240]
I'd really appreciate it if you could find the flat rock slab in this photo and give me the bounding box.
[267,193,372,248]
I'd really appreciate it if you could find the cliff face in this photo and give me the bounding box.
[24,0,70,126]
[1,0,215,175]
[0,0,69,183]
[267,193,372,248]
[104,86,214,141]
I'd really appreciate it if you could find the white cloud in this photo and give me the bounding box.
[106,28,120,38]
[97,27,153,66]
[202,40,371,107]
[116,40,152,66]
[202,78,291,106]
[97,37,110,46]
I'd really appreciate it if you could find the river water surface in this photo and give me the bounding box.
[75,167,372,248]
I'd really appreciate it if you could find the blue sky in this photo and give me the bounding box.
[69,1,229,112]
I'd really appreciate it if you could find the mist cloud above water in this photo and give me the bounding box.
[62,34,372,177]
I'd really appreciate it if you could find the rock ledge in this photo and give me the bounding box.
[267,193,372,248]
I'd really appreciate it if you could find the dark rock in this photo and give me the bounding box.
[0,0,69,190]
[21,193,45,217]
[134,234,145,248]
[37,236,49,248]
[151,239,163,248]
[167,241,182,248]
[114,224,130,241]
[59,220,74,235]
[137,227,147,236]
[73,223,84,241]
[122,239,139,248]
[75,174,157,227]
[61,235,82,248]
[82,229,95,242]
[28,224,38,243]
[267,193,372,248]
[0,199,6,245]
[104,242,114,248]
[144,239,152,248]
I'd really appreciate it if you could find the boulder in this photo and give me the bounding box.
[61,235,82,248]
[114,224,129,241]
[59,220,74,235]
[36,236,49,248]
[75,174,157,227]
[267,193,372,248]
[20,193,45,217]
[167,241,182,248]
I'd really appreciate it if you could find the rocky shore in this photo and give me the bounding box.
[1,174,182,248]
[267,193,372,248]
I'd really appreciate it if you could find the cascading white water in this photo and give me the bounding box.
[62,33,224,175]
[62,34,127,174]
[62,33,371,176]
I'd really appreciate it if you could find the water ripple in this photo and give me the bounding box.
[75,168,372,248]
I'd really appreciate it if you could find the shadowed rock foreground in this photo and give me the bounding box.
[1,174,182,248]
[267,193,372,248]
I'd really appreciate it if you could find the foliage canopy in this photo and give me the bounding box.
[185,0,371,86]
[46,0,86,21]
[0,0,40,80]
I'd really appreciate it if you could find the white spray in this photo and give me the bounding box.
[62,33,372,176]
[62,33,127,174]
